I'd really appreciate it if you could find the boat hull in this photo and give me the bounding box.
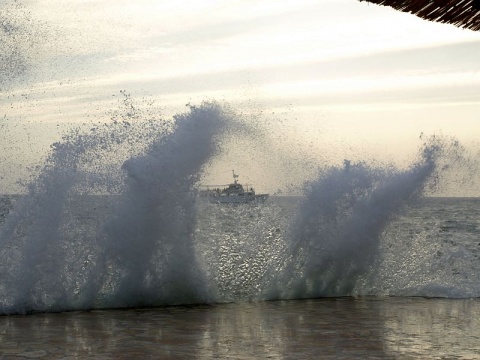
[199,171,268,204]
[204,194,269,204]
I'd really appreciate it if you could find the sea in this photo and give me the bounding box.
[1,193,479,359]
[0,105,479,359]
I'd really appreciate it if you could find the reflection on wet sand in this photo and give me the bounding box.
[1,297,479,359]
[381,298,480,358]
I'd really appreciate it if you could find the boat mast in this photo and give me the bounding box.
[232,170,239,184]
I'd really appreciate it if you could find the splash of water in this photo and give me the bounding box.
[0,100,237,314]
[0,0,46,89]
[269,136,460,299]
[0,101,476,315]
[1,0,478,317]
[98,103,235,308]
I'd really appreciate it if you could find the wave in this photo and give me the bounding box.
[0,102,477,315]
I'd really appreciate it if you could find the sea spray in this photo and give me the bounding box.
[195,198,290,303]
[1,104,477,314]
[0,1,34,87]
[0,100,238,314]
[0,93,168,313]
[271,136,455,299]
[98,102,237,308]
[369,137,480,298]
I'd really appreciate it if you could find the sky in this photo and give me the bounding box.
[1,0,480,194]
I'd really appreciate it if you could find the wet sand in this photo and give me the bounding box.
[1,297,479,359]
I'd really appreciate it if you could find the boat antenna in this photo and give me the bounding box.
[232,170,239,184]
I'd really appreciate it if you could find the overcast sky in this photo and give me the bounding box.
[2,0,480,193]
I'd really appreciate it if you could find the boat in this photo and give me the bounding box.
[199,171,269,204]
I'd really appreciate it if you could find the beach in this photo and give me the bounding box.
[1,297,479,359]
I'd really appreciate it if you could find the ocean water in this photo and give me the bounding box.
[0,297,478,359]
[0,106,479,304]
[2,2,480,357]
[1,104,478,314]
[0,104,479,357]
[1,195,480,358]
[1,193,480,313]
